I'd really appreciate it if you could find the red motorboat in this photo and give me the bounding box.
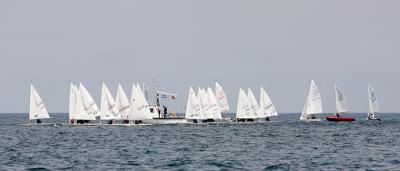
[326,115,356,122]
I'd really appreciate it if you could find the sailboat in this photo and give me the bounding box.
[199,88,212,122]
[259,87,278,121]
[367,84,381,121]
[27,85,53,125]
[100,83,120,124]
[68,83,96,125]
[79,83,100,117]
[207,87,223,121]
[215,82,230,112]
[326,84,356,122]
[185,87,204,123]
[299,80,323,122]
[236,88,251,122]
[115,83,131,124]
[130,83,153,124]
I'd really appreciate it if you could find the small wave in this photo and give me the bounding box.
[26,167,51,171]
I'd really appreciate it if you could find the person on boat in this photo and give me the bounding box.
[36,119,42,124]
[265,117,270,121]
[157,105,161,118]
[367,113,373,120]
[163,105,168,118]
[336,113,340,117]
[311,114,316,119]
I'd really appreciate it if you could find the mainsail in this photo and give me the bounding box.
[116,83,131,120]
[29,85,50,120]
[207,87,222,119]
[247,88,260,119]
[201,88,213,119]
[185,87,203,119]
[79,83,100,116]
[368,84,379,117]
[259,87,278,118]
[130,84,153,120]
[100,83,119,120]
[236,88,251,119]
[335,84,349,114]
[215,82,230,112]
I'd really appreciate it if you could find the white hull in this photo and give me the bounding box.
[367,118,381,121]
[147,118,189,124]
[21,123,56,126]
[64,123,98,127]
[300,118,321,122]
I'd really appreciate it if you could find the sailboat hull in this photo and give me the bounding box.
[21,123,56,126]
[326,116,356,122]
[368,118,381,121]
[300,118,321,122]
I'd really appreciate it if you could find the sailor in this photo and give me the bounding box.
[311,114,316,119]
[36,119,42,124]
[163,105,168,118]
[157,106,161,118]
[367,113,373,120]
[265,117,270,121]
[336,113,340,117]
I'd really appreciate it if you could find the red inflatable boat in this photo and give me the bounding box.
[326,116,356,122]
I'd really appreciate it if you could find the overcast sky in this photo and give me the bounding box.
[1,0,399,113]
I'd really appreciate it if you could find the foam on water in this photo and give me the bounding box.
[0,113,400,170]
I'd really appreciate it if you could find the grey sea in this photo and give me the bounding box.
[0,113,399,170]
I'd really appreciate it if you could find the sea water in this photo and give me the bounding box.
[0,113,399,170]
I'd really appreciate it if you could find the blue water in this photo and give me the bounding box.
[1,113,400,170]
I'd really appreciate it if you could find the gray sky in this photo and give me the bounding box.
[1,0,399,113]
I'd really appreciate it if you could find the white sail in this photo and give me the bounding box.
[215,82,230,112]
[197,87,207,119]
[207,87,222,119]
[29,85,50,120]
[75,84,96,120]
[68,83,77,121]
[79,83,100,116]
[236,88,251,119]
[300,97,309,120]
[247,88,260,118]
[259,87,278,118]
[116,83,131,120]
[130,84,153,120]
[200,88,213,119]
[306,80,323,114]
[185,87,203,119]
[335,84,349,114]
[100,83,119,120]
[368,84,379,115]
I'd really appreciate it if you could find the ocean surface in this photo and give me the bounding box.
[1,113,400,170]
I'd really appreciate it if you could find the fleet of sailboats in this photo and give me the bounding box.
[26,81,387,126]
[185,83,230,123]
[236,87,278,122]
